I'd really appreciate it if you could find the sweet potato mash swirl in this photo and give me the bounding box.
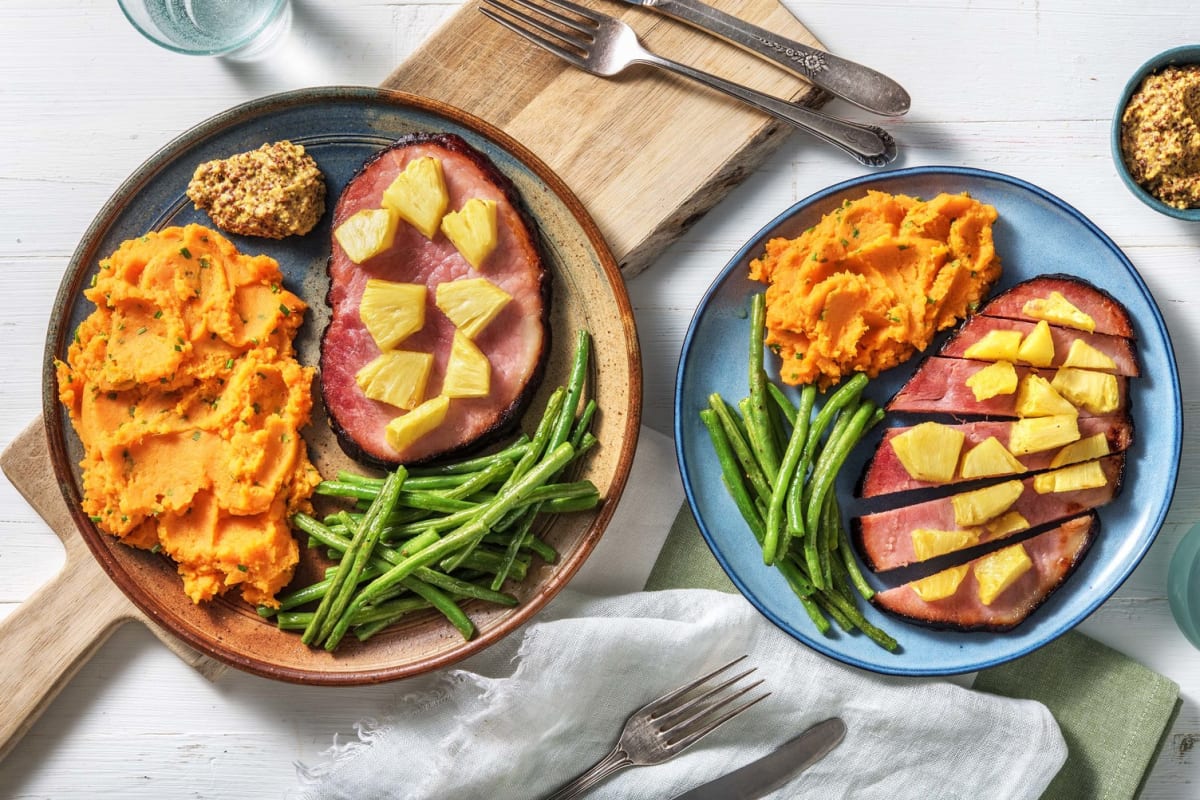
[55,224,320,607]
[749,191,1001,388]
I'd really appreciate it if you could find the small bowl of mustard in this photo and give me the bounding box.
[1112,45,1200,221]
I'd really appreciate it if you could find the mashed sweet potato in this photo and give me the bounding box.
[56,224,320,607]
[749,191,1001,387]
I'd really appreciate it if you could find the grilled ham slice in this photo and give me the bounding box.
[855,454,1123,572]
[978,274,1134,338]
[871,514,1098,632]
[320,133,550,467]
[937,315,1139,376]
[859,415,1133,498]
[886,357,1128,417]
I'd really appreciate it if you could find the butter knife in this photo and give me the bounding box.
[619,0,910,116]
[669,717,846,800]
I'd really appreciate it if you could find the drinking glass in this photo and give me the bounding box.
[118,0,292,60]
[1167,521,1200,650]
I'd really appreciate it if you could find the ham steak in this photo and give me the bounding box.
[859,415,1133,498]
[855,454,1123,572]
[978,274,1134,338]
[871,514,1098,632]
[320,133,549,467]
[886,357,1129,417]
[937,315,1139,376]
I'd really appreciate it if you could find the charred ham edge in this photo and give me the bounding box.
[885,356,1128,418]
[854,454,1123,573]
[859,415,1133,498]
[937,315,1139,377]
[320,132,551,468]
[977,273,1134,339]
[870,513,1098,632]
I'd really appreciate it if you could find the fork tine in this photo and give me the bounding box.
[479,5,587,67]
[666,689,771,753]
[488,0,596,36]
[532,0,605,25]
[643,654,749,716]
[657,672,764,735]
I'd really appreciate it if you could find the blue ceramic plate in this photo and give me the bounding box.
[44,87,641,684]
[675,166,1181,676]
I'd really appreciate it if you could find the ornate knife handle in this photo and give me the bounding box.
[649,0,910,116]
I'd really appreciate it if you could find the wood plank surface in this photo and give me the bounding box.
[384,0,829,274]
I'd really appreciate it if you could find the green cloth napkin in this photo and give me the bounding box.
[645,505,1181,800]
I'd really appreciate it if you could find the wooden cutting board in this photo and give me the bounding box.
[0,0,825,761]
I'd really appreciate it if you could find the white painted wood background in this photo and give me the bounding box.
[2,0,1198,797]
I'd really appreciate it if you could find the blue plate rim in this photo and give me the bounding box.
[674,164,1183,676]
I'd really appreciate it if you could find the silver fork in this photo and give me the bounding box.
[479,0,897,167]
[542,655,769,800]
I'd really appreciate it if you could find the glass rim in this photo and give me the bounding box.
[117,0,289,57]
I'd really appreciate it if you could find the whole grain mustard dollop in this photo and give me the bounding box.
[1120,64,1200,209]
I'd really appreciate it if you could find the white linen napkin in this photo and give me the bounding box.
[296,429,1067,799]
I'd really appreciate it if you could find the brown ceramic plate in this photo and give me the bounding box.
[43,87,641,684]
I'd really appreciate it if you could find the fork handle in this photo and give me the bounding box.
[646,0,910,117]
[542,747,634,800]
[638,53,897,167]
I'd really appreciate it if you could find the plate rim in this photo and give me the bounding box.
[674,164,1182,676]
[42,86,642,684]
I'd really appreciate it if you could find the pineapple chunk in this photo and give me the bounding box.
[1051,368,1120,414]
[890,421,966,483]
[359,279,426,350]
[1015,320,1055,367]
[974,543,1033,605]
[959,436,1026,479]
[1008,414,1081,455]
[1021,291,1095,332]
[436,277,513,338]
[382,156,449,240]
[334,208,399,264]
[952,479,1024,527]
[1033,459,1108,494]
[443,330,491,398]
[911,528,981,561]
[910,564,971,602]
[986,511,1031,537]
[1049,432,1111,468]
[355,350,433,411]
[441,198,499,269]
[1014,374,1078,417]
[964,329,1022,362]
[385,395,450,451]
[1063,339,1117,371]
[965,360,1018,401]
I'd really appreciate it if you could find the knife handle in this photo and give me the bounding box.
[649,0,910,116]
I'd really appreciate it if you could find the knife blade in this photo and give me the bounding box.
[620,0,910,117]
[669,717,846,800]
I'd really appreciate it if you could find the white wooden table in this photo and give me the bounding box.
[2,1,1198,796]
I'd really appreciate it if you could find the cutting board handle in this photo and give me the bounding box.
[0,535,131,761]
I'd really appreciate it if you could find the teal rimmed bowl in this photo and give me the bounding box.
[1111,45,1200,221]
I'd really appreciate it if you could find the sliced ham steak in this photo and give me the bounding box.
[870,513,1097,632]
[886,356,1128,418]
[978,274,1134,338]
[320,133,549,467]
[859,415,1133,498]
[855,454,1123,572]
[937,316,1139,376]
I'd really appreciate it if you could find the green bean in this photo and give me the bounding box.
[323,442,576,651]
[406,436,531,477]
[767,382,798,427]
[802,399,879,543]
[747,293,782,479]
[550,329,591,451]
[402,577,475,640]
[764,384,817,564]
[302,468,406,646]
[570,398,598,449]
[708,394,772,505]
[701,409,766,542]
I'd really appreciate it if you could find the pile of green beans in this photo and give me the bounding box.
[260,330,602,652]
[701,294,898,652]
